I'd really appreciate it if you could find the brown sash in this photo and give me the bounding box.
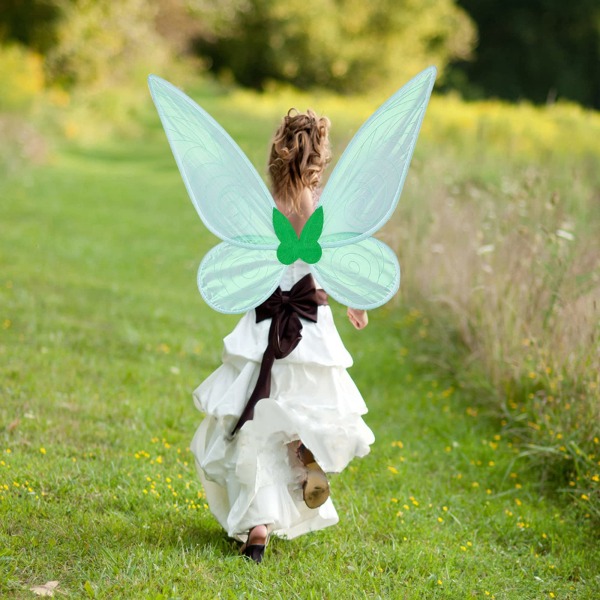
[231,274,328,436]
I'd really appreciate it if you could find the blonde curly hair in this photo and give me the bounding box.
[268,109,331,214]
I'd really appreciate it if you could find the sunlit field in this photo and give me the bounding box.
[1,75,599,597]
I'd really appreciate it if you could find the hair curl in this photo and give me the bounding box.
[268,109,331,214]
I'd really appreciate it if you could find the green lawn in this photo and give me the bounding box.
[1,107,599,598]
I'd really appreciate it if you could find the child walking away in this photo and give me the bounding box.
[148,66,436,562]
[191,109,374,561]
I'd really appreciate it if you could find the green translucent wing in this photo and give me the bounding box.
[150,69,433,313]
[149,75,286,313]
[309,67,434,308]
[148,75,277,249]
[311,238,400,310]
[319,66,436,247]
[198,243,286,314]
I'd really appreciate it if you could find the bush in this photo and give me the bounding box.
[41,0,184,143]
[45,0,172,90]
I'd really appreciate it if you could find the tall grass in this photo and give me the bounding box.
[392,153,599,515]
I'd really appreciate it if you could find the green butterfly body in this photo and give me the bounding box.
[273,206,323,265]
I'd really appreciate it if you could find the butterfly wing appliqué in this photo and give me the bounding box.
[274,207,323,265]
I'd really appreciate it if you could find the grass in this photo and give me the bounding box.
[1,87,600,598]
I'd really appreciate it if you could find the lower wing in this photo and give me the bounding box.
[311,237,400,310]
[198,243,286,314]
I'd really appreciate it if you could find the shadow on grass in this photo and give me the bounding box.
[134,516,235,558]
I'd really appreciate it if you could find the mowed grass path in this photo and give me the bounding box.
[1,107,599,598]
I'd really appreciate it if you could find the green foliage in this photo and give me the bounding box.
[190,0,476,93]
[3,0,600,111]
[0,0,62,53]
[452,0,600,109]
[33,0,188,144]
[45,0,172,90]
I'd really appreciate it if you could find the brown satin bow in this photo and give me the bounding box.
[231,274,328,436]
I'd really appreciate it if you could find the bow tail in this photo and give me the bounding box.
[231,344,276,436]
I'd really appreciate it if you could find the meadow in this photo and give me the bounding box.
[1,79,599,598]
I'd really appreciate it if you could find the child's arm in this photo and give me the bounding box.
[347,307,368,330]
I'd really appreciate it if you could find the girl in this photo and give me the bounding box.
[190,109,374,562]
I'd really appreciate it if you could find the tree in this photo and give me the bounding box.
[0,0,62,53]
[188,0,476,93]
[452,0,600,108]
[45,0,171,89]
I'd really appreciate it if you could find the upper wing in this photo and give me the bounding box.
[148,75,277,249]
[198,243,286,314]
[319,66,436,247]
[311,238,400,309]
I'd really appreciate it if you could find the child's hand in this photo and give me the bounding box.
[347,308,368,330]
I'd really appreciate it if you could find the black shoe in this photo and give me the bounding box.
[241,526,268,563]
[242,543,265,563]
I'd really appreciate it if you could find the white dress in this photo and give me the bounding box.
[190,261,375,541]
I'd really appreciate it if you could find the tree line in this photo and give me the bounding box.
[1,0,599,108]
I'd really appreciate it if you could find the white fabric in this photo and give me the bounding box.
[190,261,375,541]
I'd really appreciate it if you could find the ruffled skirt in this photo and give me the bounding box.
[190,310,375,541]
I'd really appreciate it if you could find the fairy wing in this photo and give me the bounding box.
[312,239,400,309]
[318,66,436,246]
[198,244,286,314]
[149,68,434,312]
[149,75,287,312]
[311,66,435,308]
[148,75,277,249]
